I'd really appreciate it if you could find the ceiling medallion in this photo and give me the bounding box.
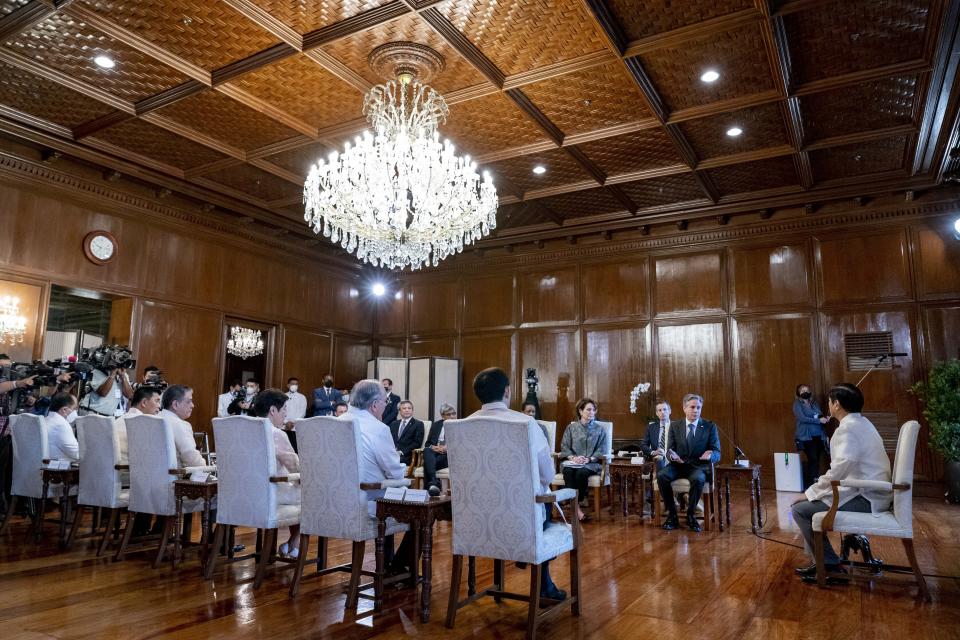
[304,42,498,270]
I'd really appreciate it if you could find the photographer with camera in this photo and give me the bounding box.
[135,366,168,393]
[228,379,259,416]
[79,345,135,418]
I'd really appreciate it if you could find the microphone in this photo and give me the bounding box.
[865,352,908,358]
[715,423,747,464]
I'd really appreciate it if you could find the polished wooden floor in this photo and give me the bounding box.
[1,491,958,640]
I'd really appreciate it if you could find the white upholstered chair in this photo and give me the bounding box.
[813,420,929,601]
[204,416,301,588]
[0,414,48,536]
[444,416,581,639]
[551,420,613,522]
[67,415,128,554]
[408,420,432,488]
[288,416,410,605]
[537,420,557,454]
[116,414,212,566]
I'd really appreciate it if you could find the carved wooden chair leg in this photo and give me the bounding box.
[0,495,18,535]
[114,511,136,562]
[526,562,542,640]
[97,508,119,557]
[445,553,463,629]
[317,537,327,573]
[65,504,86,549]
[493,559,504,603]
[570,545,581,616]
[902,538,931,602]
[289,534,310,597]
[204,524,226,580]
[153,516,173,569]
[254,528,276,589]
[345,540,365,609]
[814,533,827,587]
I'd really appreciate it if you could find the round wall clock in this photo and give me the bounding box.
[82,230,118,265]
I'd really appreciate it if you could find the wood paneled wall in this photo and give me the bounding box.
[376,208,960,488]
[0,181,375,437]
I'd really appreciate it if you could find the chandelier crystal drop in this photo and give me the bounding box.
[304,42,498,271]
[226,326,263,359]
[0,295,27,346]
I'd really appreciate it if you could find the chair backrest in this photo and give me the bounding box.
[296,416,368,540]
[537,420,557,453]
[76,415,123,508]
[212,416,279,529]
[421,420,432,448]
[126,414,178,515]
[891,420,919,529]
[445,416,543,563]
[10,414,48,499]
[597,420,614,485]
[194,432,211,464]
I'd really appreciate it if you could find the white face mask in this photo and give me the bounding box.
[65,410,78,425]
[288,385,298,393]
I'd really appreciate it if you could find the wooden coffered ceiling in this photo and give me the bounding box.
[1,0,959,255]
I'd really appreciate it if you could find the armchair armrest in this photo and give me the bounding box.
[833,478,906,491]
[359,478,412,490]
[169,465,217,476]
[270,473,300,483]
[536,488,578,504]
[114,464,129,471]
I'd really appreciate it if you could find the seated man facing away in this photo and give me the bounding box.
[46,392,79,462]
[657,393,721,533]
[422,403,458,497]
[791,383,891,584]
[158,384,206,468]
[469,367,567,603]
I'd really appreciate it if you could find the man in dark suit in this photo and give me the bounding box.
[640,400,672,471]
[657,393,721,532]
[312,374,342,416]
[422,403,457,496]
[389,400,424,465]
[381,378,401,426]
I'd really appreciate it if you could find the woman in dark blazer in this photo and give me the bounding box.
[794,383,830,488]
[559,397,607,522]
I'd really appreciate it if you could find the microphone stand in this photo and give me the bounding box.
[856,354,889,388]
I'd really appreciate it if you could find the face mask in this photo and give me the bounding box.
[800,392,812,400]
[323,380,333,388]
[289,384,298,393]
[246,387,257,395]
[66,410,78,424]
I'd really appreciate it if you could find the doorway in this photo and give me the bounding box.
[220,318,274,395]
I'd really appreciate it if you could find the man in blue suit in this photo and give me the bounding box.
[312,374,343,416]
[657,393,721,532]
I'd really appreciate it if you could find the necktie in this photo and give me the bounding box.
[658,425,665,449]
[399,419,407,438]
[687,423,696,449]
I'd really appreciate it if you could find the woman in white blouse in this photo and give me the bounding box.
[254,390,301,559]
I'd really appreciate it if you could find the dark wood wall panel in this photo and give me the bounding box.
[376,341,405,358]
[915,227,960,299]
[408,336,457,358]
[818,230,911,304]
[333,335,373,390]
[582,261,648,321]
[280,326,332,401]
[519,329,579,436]
[582,325,649,441]
[409,280,458,334]
[136,300,222,440]
[732,243,813,310]
[922,306,960,362]
[463,274,514,329]
[655,321,734,452]
[520,268,578,325]
[733,315,818,467]
[654,252,724,315]
[460,332,513,415]
[376,287,407,336]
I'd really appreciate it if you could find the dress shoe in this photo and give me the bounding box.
[662,515,680,530]
[686,517,702,533]
[800,564,850,586]
[428,484,441,497]
[539,585,567,607]
[794,563,818,577]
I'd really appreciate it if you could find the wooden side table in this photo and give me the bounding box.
[608,459,656,521]
[715,464,763,533]
[173,479,218,569]
[376,496,461,622]
[39,464,79,546]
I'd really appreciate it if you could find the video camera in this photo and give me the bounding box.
[525,367,539,394]
[79,344,136,373]
[7,359,94,388]
[140,368,168,393]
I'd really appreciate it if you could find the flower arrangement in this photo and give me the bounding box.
[629,382,652,414]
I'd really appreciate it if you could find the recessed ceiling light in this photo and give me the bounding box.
[700,69,720,83]
[94,55,115,69]
[726,126,743,137]
[371,282,386,297]
[532,165,547,175]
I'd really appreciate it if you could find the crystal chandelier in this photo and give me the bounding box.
[0,295,27,346]
[226,326,263,359]
[304,42,498,270]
